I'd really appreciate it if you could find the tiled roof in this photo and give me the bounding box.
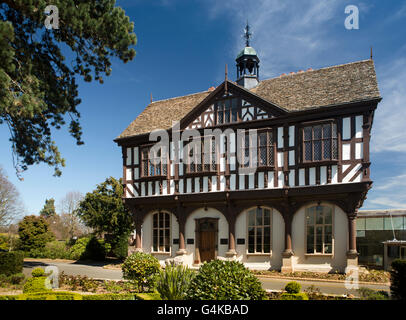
[117,60,380,140]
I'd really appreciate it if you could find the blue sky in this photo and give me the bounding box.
[0,0,405,216]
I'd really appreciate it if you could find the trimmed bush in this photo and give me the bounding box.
[111,233,129,260]
[280,293,309,300]
[122,252,161,292]
[157,265,195,300]
[0,292,141,300]
[68,236,110,261]
[82,293,136,300]
[18,215,55,252]
[390,259,406,300]
[23,276,50,293]
[0,251,24,276]
[31,267,45,277]
[187,260,267,300]
[284,281,301,294]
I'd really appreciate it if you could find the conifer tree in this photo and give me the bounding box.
[0,1,136,177]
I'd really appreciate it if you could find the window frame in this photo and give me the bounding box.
[300,120,338,164]
[304,204,335,256]
[151,211,171,254]
[239,128,276,170]
[185,135,218,175]
[246,207,273,255]
[140,144,169,179]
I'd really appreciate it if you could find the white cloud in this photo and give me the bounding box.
[207,0,344,77]
[374,173,406,191]
[367,197,406,210]
[371,57,406,153]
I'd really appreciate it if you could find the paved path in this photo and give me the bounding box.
[23,259,389,296]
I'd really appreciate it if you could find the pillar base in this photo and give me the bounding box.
[176,249,187,256]
[225,249,237,258]
[281,250,294,273]
[345,250,359,274]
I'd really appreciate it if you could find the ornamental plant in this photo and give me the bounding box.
[157,264,195,300]
[23,268,50,294]
[390,259,406,300]
[122,252,161,292]
[281,281,309,300]
[187,260,267,300]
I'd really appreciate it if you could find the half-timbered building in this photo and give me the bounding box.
[114,32,381,273]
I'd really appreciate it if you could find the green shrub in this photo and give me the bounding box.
[122,252,161,292]
[111,234,129,260]
[135,292,162,300]
[284,281,301,294]
[280,293,309,300]
[0,234,9,251]
[8,273,25,285]
[23,276,50,293]
[187,260,267,300]
[391,259,406,300]
[0,251,24,276]
[82,293,136,300]
[18,215,55,252]
[31,267,45,277]
[157,264,195,300]
[68,236,110,261]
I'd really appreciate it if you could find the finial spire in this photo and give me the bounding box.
[244,21,252,47]
[225,64,228,93]
[370,46,373,60]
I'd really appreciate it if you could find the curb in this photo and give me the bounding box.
[255,274,390,286]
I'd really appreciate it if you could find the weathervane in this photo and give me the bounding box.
[244,21,252,47]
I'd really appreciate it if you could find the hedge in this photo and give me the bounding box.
[0,251,24,276]
[0,292,161,300]
[280,293,309,300]
[390,259,406,300]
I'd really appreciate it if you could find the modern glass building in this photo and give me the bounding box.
[356,210,406,269]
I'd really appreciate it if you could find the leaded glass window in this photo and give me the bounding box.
[303,123,338,162]
[152,212,170,253]
[247,207,272,254]
[305,205,333,254]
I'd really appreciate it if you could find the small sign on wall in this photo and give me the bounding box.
[220,238,228,245]
[173,238,179,244]
[237,238,245,245]
[187,238,194,245]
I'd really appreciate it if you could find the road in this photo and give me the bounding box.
[23,259,389,296]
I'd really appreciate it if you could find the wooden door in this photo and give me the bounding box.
[199,230,216,262]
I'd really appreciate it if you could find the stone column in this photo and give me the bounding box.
[226,216,237,258]
[345,213,359,273]
[134,220,143,252]
[281,212,294,273]
[176,214,187,256]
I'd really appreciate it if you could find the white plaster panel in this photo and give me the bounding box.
[230,156,236,171]
[355,115,363,138]
[342,143,351,161]
[211,176,217,192]
[320,166,327,185]
[289,150,295,166]
[203,176,209,192]
[134,168,139,180]
[141,182,146,196]
[170,163,175,177]
[331,165,338,184]
[278,171,284,188]
[220,157,225,172]
[267,172,274,189]
[239,174,245,190]
[258,172,264,189]
[277,127,284,148]
[179,179,184,194]
[355,143,363,160]
[230,133,236,153]
[134,147,139,165]
[155,182,160,195]
[170,180,175,195]
[194,178,200,193]
[126,168,132,181]
[126,147,132,166]
[162,180,168,195]
[148,182,153,195]
[289,126,295,147]
[289,170,295,186]
[343,163,362,183]
[220,175,225,191]
[186,178,192,193]
[342,117,351,140]
[277,152,284,168]
[230,174,236,190]
[299,169,305,186]
[248,174,255,189]
[309,167,316,185]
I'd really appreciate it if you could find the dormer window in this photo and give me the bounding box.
[302,122,338,162]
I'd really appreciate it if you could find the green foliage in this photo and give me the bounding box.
[187,260,267,300]
[157,264,195,300]
[0,292,136,300]
[111,233,129,260]
[357,287,389,300]
[280,293,309,300]
[18,215,55,252]
[0,272,25,288]
[0,251,24,276]
[122,252,161,293]
[0,0,136,177]
[82,293,136,300]
[31,267,45,277]
[284,281,301,294]
[23,276,50,293]
[77,177,134,242]
[135,292,162,300]
[81,236,109,261]
[390,259,406,300]
[0,234,9,251]
[39,199,56,218]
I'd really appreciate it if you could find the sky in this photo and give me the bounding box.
[0,0,405,216]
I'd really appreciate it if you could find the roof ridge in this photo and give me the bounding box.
[150,90,210,104]
[260,59,373,82]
